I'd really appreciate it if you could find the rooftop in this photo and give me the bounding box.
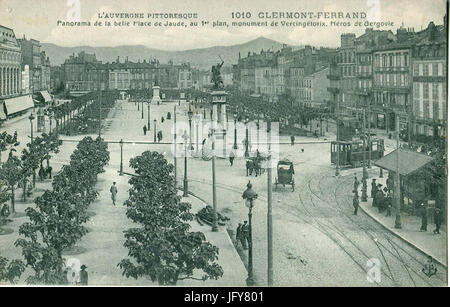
[374,149,434,176]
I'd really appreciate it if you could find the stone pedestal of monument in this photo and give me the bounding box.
[151,85,162,105]
[211,90,228,158]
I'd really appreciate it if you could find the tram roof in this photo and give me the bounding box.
[374,149,434,176]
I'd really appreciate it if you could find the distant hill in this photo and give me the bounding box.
[41,37,291,69]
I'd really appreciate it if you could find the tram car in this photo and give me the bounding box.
[331,138,384,168]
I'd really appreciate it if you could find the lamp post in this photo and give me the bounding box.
[153,119,157,143]
[147,100,151,130]
[394,113,402,229]
[48,110,53,135]
[119,139,124,176]
[233,113,238,150]
[182,130,189,197]
[267,120,273,286]
[188,104,194,150]
[211,129,218,232]
[194,114,201,156]
[335,94,340,176]
[174,105,177,188]
[242,181,258,286]
[98,91,102,138]
[28,112,35,143]
[141,100,144,119]
[245,117,249,158]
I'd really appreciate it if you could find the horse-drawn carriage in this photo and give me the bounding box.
[275,159,295,191]
[245,151,269,177]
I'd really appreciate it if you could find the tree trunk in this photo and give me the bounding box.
[10,185,15,213]
[22,178,27,202]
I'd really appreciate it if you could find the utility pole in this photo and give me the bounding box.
[368,102,372,168]
[211,129,218,232]
[98,91,102,138]
[394,113,402,229]
[267,120,273,286]
[174,105,177,189]
[335,94,340,176]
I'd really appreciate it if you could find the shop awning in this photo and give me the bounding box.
[3,95,34,116]
[40,91,52,103]
[374,149,434,176]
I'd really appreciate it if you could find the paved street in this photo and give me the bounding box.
[1,99,447,286]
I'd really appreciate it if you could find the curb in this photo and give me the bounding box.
[358,202,447,268]
[342,168,447,268]
[178,188,249,276]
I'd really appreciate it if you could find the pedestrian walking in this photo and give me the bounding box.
[161,116,165,123]
[143,125,147,135]
[433,207,442,234]
[385,191,393,216]
[110,182,118,206]
[229,150,235,166]
[373,184,383,208]
[419,201,427,232]
[236,223,242,247]
[290,135,295,146]
[353,176,360,193]
[371,179,377,198]
[353,194,359,215]
[80,265,88,286]
[240,221,249,249]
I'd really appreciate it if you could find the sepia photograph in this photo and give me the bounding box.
[0,0,448,293]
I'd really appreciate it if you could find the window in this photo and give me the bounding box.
[433,63,438,76]
[433,84,438,100]
[414,64,419,76]
[423,83,429,99]
[423,63,429,76]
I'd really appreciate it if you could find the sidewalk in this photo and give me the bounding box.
[178,192,247,286]
[357,174,447,266]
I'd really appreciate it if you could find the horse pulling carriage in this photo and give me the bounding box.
[245,151,269,177]
[275,159,295,191]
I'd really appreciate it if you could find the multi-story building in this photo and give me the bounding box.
[18,37,51,93]
[63,51,103,95]
[372,35,413,132]
[289,66,330,108]
[411,21,447,138]
[178,63,193,89]
[0,25,22,98]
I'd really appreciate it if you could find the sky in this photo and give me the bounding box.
[0,0,447,50]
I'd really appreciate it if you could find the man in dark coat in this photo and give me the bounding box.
[46,166,53,179]
[353,176,360,193]
[371,179,377,198]
[373,184,383,208]
[433,207,442,234]
[80,265,88,286]
[240,221,249,249]
[143,125,147,135]
[419,201,427,231]
[353,194,359,215]
[290,135,295,146]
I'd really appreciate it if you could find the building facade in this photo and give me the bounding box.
[0,25,22,98]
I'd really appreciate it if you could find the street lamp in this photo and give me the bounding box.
[245,117,250,158]
[194,114,201,156]
[242,181,258,286]
[182,130,189,197]
[154,119,157,143]
[119,139,124,176]
[28,112,35,143]
[141,99,144,119]
[188,104,194,150]
[233,113,238,150]
[147,100,151,131]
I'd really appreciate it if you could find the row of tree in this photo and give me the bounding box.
[54,91,119,135]
[118,151,223,285]
[12,136,110,284]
